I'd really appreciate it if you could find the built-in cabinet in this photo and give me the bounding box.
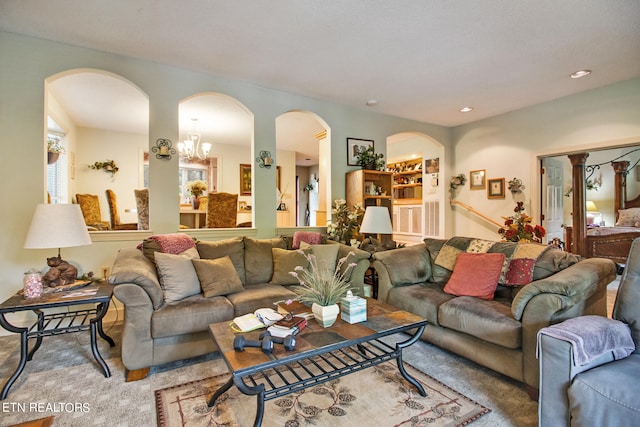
[345,169,394,220]
[392,203,423,244]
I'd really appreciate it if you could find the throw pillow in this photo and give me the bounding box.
[443,252,506,300]
[270,248,310,286]
[300,241,339,275]
[503,258,537,286]
[292,231,323,249]
[142,233,197,264]
[192,256,245,298]
[616,208,640,226]
[155,251,201,303]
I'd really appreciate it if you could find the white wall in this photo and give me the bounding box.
[451,77,640,240]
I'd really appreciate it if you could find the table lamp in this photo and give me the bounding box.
[586,201,599,225]
[359,206,393,240]
[24,204,92,287]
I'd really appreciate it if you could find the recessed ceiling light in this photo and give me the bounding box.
[366,99,378,106]
[570,70,591,79]
[459,107,473,113]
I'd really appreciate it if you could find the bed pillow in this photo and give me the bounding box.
[155,251,201,303]
[444,252,506,300]
[192,256,244,298]
[616,208,640,226]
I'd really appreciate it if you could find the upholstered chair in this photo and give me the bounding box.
[538,237,640,426]
[106,189,138,230]
[133,188,150,230]
[198,196,208,211]
[206,192,238,228]
[75,193,110,230]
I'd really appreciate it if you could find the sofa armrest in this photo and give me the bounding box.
[109,247,164,310]
[334,242,371,294]
[537,333,616,426]
[112,283,155,370]
[511,257,617,321]
[372,244,431,302]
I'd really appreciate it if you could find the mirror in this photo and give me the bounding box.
[178,93,254,229]
[276,111,328,227]
[45,69,149,231]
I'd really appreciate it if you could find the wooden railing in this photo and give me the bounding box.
[450,200,503,229]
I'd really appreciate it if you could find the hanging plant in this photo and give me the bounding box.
[89,160,119,177]
[508,177,525,194]
[449,174,466,199]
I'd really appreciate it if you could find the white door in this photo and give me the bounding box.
[542,157,565,243]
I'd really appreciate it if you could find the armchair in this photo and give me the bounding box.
[538,238,640,426]
[206,192,238,228]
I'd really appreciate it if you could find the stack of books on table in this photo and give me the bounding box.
[267,316,307,338]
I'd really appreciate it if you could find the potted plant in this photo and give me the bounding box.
[326,199,364,244]
[289,251,357,327]
[355,145,385,170]
[47,137,65,164]
[185,180,208,209]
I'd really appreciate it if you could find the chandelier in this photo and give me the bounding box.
[179,118,211,161]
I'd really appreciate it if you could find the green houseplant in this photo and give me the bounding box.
[356,145,385,170]
[89,160,119,177]
[289,251,357,327]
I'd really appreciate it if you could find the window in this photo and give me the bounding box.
[46,129,68,204]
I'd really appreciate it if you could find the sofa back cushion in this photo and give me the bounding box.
[374,244,432,285]
[196,237,246,284]
[270,248,310,285]
[244,237,287,285]
[155,251,201,303]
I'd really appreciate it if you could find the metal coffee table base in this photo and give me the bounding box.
[208,325,425,427]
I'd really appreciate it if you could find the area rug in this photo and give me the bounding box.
[155,360,490,426]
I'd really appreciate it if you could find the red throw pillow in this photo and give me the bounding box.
[443,253,506,300]
[292,231,323,249]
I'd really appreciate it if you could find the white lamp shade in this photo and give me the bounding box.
[359,206,393,234]
[24,204,92,249]
[586,201,599,213]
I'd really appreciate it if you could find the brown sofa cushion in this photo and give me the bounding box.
[225,283,298,317]
[151,294,235,338]
[270,248,309,285]
[438,297,522,349]
[243,237,287,285]
[387,282,454,325]
[196,237,246,284]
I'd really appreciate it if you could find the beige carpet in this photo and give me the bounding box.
[155,360,489,426]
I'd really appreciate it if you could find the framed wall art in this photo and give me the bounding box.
[347,137,374,166]
[488,178,505,199]
[470,169,486,190]
[240,164,252,196]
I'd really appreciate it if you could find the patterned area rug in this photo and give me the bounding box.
[155,360,490,426]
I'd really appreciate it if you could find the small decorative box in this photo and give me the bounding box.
[341,291,367,324]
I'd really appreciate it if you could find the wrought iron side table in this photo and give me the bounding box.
[0,281,115,400]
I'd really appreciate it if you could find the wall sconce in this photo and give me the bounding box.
[152,138,176,160]
[256,150,273,169]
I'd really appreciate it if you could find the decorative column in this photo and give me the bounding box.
[612,161,630,218]
[569,153,589,257]
[315,130,328,226]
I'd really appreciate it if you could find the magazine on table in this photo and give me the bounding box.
[231,308,284,332]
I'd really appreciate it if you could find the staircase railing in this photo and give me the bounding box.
[450,200,503,229]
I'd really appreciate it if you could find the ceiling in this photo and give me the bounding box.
[4,1,640,159]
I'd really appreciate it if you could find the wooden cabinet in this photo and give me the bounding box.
[345,169,393,218]
[388,158,423,203]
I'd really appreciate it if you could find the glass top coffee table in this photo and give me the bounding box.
[208,298,427,427]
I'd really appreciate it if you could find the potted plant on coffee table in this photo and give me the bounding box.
[289,251,357,327]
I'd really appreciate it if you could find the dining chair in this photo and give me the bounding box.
[106,189,138,230]
[75,193,110,230]
[206,192,238,228]
[133,188,150,230]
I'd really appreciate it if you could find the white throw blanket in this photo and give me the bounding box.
[537,315,635,365]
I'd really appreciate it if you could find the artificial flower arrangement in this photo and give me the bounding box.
[508,177,525,194]
[185,180,208,198]
[289,251,357,306]
[326,199,364,244]
[450,174,466,190]
[498,202,546,243]
[47,137,65,154]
